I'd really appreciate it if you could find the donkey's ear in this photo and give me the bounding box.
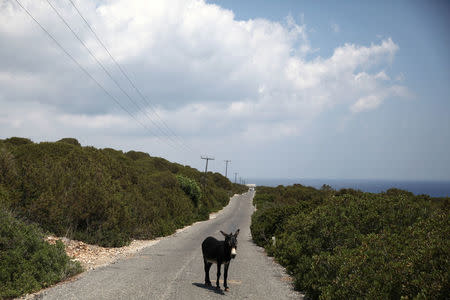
[234,229,240,237]
[220,230,228,237]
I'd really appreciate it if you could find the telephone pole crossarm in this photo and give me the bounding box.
[201,156,215,174]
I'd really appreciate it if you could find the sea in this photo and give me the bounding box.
[247,178,450,198]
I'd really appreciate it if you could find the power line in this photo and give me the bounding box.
[13,0,221,179]
[44,0,181,150]
[12,0,159,143]
[66,0,195,154]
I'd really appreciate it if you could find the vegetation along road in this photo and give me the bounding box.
[39,191,302,299]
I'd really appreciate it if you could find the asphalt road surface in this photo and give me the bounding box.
[40,191,302,299]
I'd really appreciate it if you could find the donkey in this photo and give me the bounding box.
[201,229,240,291]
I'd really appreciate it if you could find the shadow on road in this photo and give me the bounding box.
[192,283,225,295]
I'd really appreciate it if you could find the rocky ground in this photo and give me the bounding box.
[42,204,226,271]
[44,236,161,271]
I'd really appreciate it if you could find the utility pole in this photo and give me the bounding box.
[234,172,238,184]
[224,160,231,178]
[201,156,215,187]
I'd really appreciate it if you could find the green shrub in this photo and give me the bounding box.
[57,138,81,146]
[250,184,450,299]
[177,175,202,206]
[4,137,33,146]
[231,183,248,195]
[0,136,248,298]
[250,203,300,248]
[0,209,82,298]
[125,150,150,161]
[0,137,244,247]
[0,147,18,185]
[0,185,13,210]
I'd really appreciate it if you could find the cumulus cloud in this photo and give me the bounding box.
[0,0,408,148]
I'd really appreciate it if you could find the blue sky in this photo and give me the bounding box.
[208,0,450,180]
[1,0,449,181]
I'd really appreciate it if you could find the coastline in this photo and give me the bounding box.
[248,178,450,197]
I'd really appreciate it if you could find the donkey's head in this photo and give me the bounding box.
[220,229,240,259]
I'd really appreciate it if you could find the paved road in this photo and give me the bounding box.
[41,191,302,299]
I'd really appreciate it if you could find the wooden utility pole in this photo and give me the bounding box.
[201,156,215,187]
[234,172,238,184]
[224,160,231,178]
[201,156,214,174]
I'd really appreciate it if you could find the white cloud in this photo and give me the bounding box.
[375,71,390,81]
[331,22,340,33]
[350,94,385,113]
[349,84,411,113]
[0,0,408,148]
[57,113,130,129]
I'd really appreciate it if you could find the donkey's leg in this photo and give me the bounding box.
[216,263,221,289]
[224,262,230,291]
[204,258,212,286]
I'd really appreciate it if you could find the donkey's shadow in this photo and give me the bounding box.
[192,283,225,295]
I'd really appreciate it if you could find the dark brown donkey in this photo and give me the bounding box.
[201,229,239,291]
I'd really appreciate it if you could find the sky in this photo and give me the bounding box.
[0,0,449,181]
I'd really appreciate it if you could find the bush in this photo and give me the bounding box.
[250,203,299,248]
[125,150,150,161]
[251,184,450,299]
[0,137,245,247]
[4,137,33,146]
[317,216,450,299]
[0,137,248,298]
[0,209,82,298]
[177,175,202,207]
[0,147,18,185]
[57,138,81,146]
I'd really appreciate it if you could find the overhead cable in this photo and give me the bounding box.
[67,0,195,154]
[13,0,176,150]
[45,0,181,149]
